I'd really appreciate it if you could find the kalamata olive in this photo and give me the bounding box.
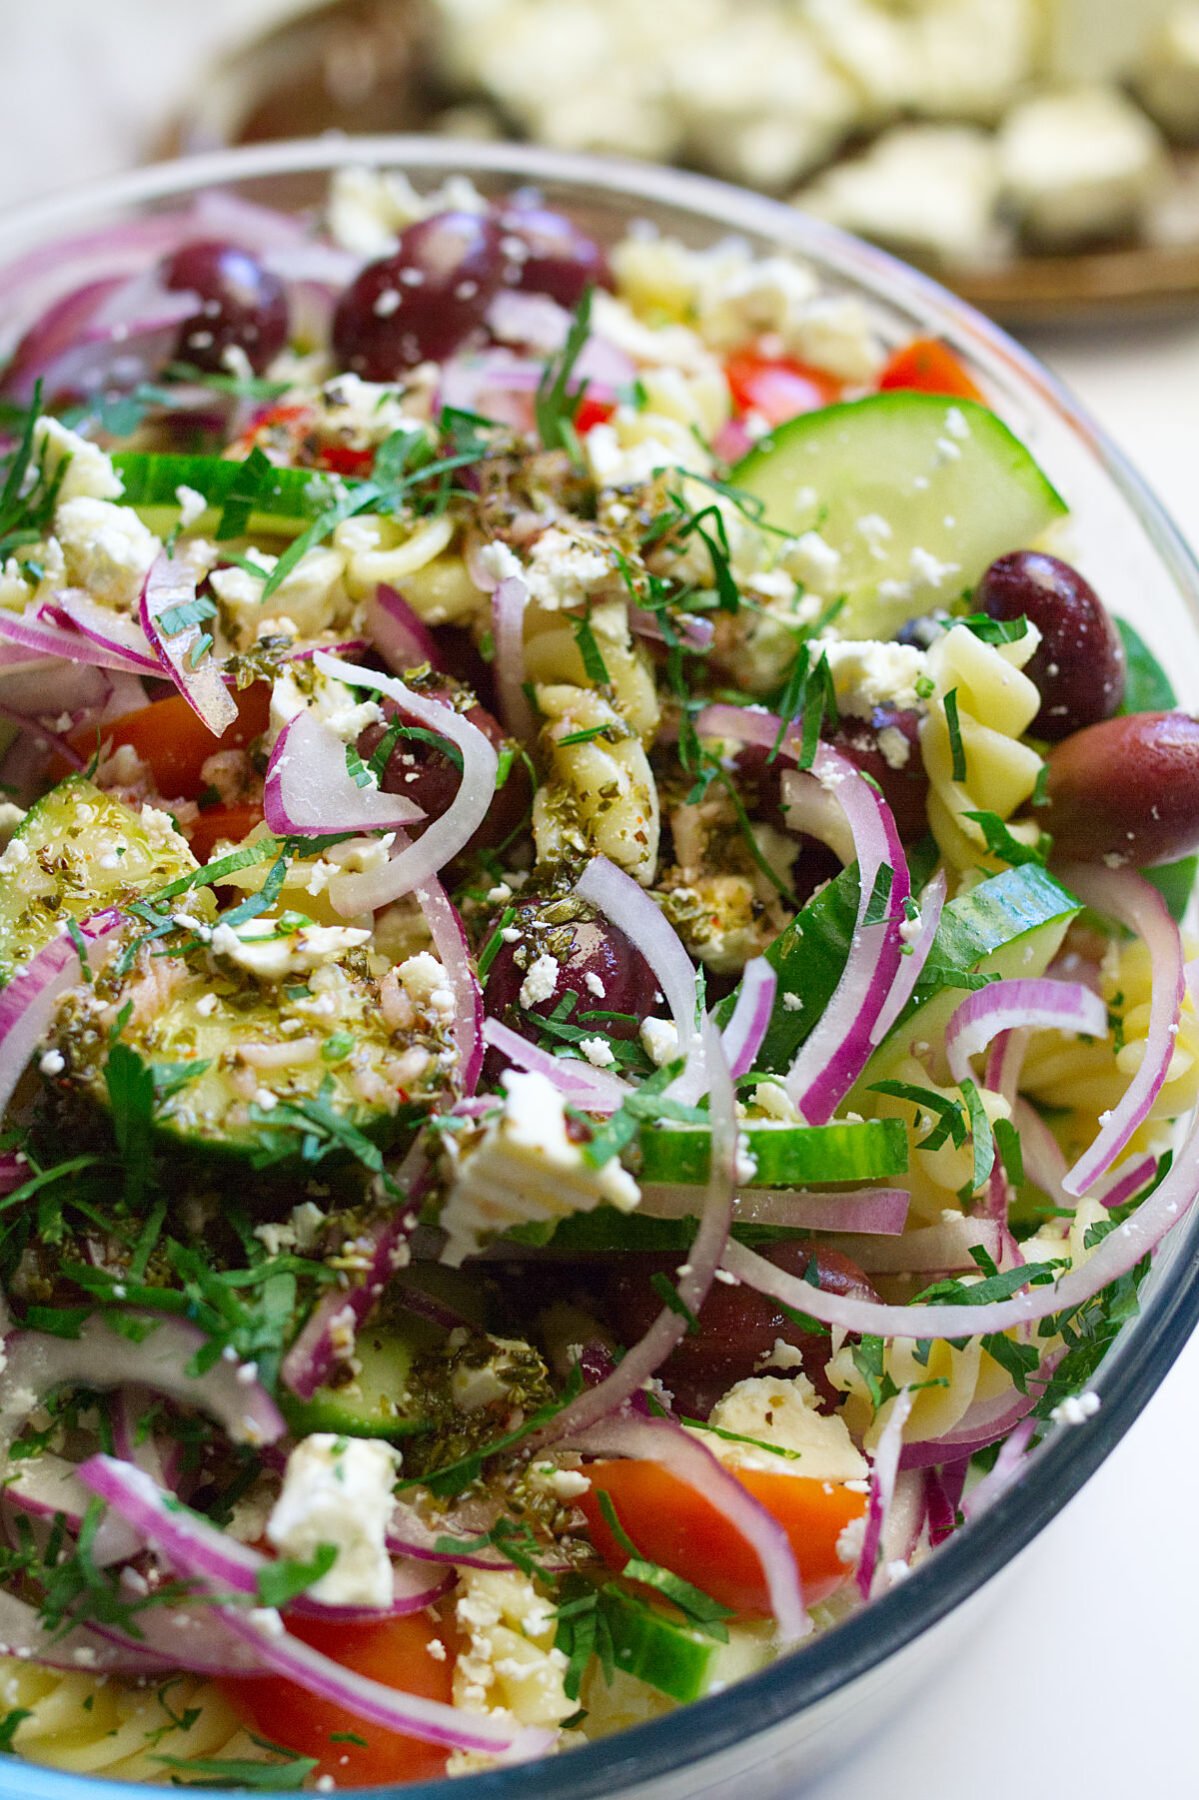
[359,690,529,856]
[497,199,612,307]
[1042,710,1199,867]
[603,1244,877,1419]
[977,550,1125,740]
[161,241,289,375]
[831,707,929,843]
[483,895,656,1044]
[736,704,928,881]
[332,212,508,377]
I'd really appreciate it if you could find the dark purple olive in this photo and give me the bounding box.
[161,240,288,376]
[483,896,656,1045]
[359,690,529,856]
[497,200,612,307]
[737,705,928,853]
[1042,710,1199,867]
[831,706,929,843]
[603,1244,878,1418]
[977,550,1125,741]
[332,212,508,377]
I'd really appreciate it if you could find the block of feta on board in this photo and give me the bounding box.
[998,86,1168,246]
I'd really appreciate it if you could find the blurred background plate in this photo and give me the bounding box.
[157,0,1199,326]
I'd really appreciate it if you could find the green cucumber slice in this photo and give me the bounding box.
[733,394,1067,638]
[721,860,1079,1081]
[601,1590,721,1703]
[281,1322,437,1441]
[0,777,199,984]
[112,452,345,540]
[637,1118,907,1187]
[861,862,1081,1086]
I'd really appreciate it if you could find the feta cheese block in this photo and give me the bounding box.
[998,86,1168,245]
[801,123,1006,268]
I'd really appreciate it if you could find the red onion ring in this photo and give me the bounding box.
[0,606,159,678]
[263,708,426,837]
[0,1588,169,1676]
[49,591,160,673]
[1058,863,1184,1197]
[482,1017,630,1112]
[945,978,1107,1090]
[0,913,122,1123]
[314,653,499,912]
[638,1184,910,1236]
[870,868,947,1046]
[140,553,238,737]
[858,1389,913,1599]
[492,574,536,745]
[719,956,776,1080]
[566,1408,807,1644]
[365,584,442,674]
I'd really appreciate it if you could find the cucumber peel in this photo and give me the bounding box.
[734,393,1067,638]
[281,1323,437,1441]
[637,1117,907,1187]
[113,451,345,540]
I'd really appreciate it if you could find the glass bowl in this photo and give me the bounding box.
[0,136,1197,1800]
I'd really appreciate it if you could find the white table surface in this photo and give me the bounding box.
[4,10,1199,1794]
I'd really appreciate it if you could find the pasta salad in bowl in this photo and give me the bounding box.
[0,139,1196,1795]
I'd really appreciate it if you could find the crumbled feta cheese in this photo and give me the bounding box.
[998,86,1166,247]
[787,531,842,595]
[817,639,932,717]
[578,1035,617,1069]
[439,1070,639,1264]
[523,527,613,611]
[478,540,524,586]
[175,484,209,529]
[699,1373,868,1480]
[56,497,161,610]
[803,123,1003,269]
[639,1016,680,1066]
[38,1050,65,1077]
[518,952,560,1010]
[35,417,124,503]
[210,919,371,983]
[268,1435,399,1609]
[1050,1390,1101,1426]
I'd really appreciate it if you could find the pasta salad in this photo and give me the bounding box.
[0,165,1194,1786]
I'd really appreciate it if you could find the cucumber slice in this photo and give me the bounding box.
[723,860,1079,1083]
[0,777,199,983]
[281,1321,438,1441]
[601,1589,720,1704]
[733,394,1067,638]
[112,452,345,540]
[637,1118,907,1187]
[861,863,1081,1087]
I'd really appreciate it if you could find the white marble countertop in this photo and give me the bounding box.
[2,10,1199,1794]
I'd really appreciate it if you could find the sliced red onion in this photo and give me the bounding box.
[486,289,573,355]
[281,1150,426,1401]
[0,916,121,1123]
[924,1459,969,1546]
[386,1500,517,1573]
[945,978,1108,1090]
[482,1017,630,1112]
[565,1409,807,1644]
[628,605,715,653]
[314,653,499,913]
[870,869,947,1046]
[366,584,442,674]
[1094,1152,1160,1209]
[140,553,238,737]
[2,275,124,402]
[78,1458,543,1755]
[3,1450,91,1530]
[713,418,755,463]
[722,1079,1199,1337]
[492,575,535,745]
[575,855,705,1102]
[414,878,484,1096]
[0,1153,23,1197]
[719,956,776,1079]
[858,1389,913,1600]
[812,1213,1004,1275]
[694,706,910,1122]
[898,1368,1053,1473]
[438,349,541,430]
[638,1183,910,1236]
[983,1025,1029,1112]
[527,1020,736,1445]
[5,270,197,405]
[50,591,160,673]
[0,605,160,677]
[0,656,111,719]
[961,1416,1037,1522]
[0,1587,169,1675]
[92,1596,265,1679]
[264,708,425,837]
[1059,864,1184,1198]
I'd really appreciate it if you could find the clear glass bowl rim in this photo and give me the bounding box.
[1,134,1198,1800]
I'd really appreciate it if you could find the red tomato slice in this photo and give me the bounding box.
[879,337,983,402]
[220,1611,455,1787]
[573,395,616,435]
[725,350,842,426]
[578,1459,866,1614]
[67,682,271,802]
